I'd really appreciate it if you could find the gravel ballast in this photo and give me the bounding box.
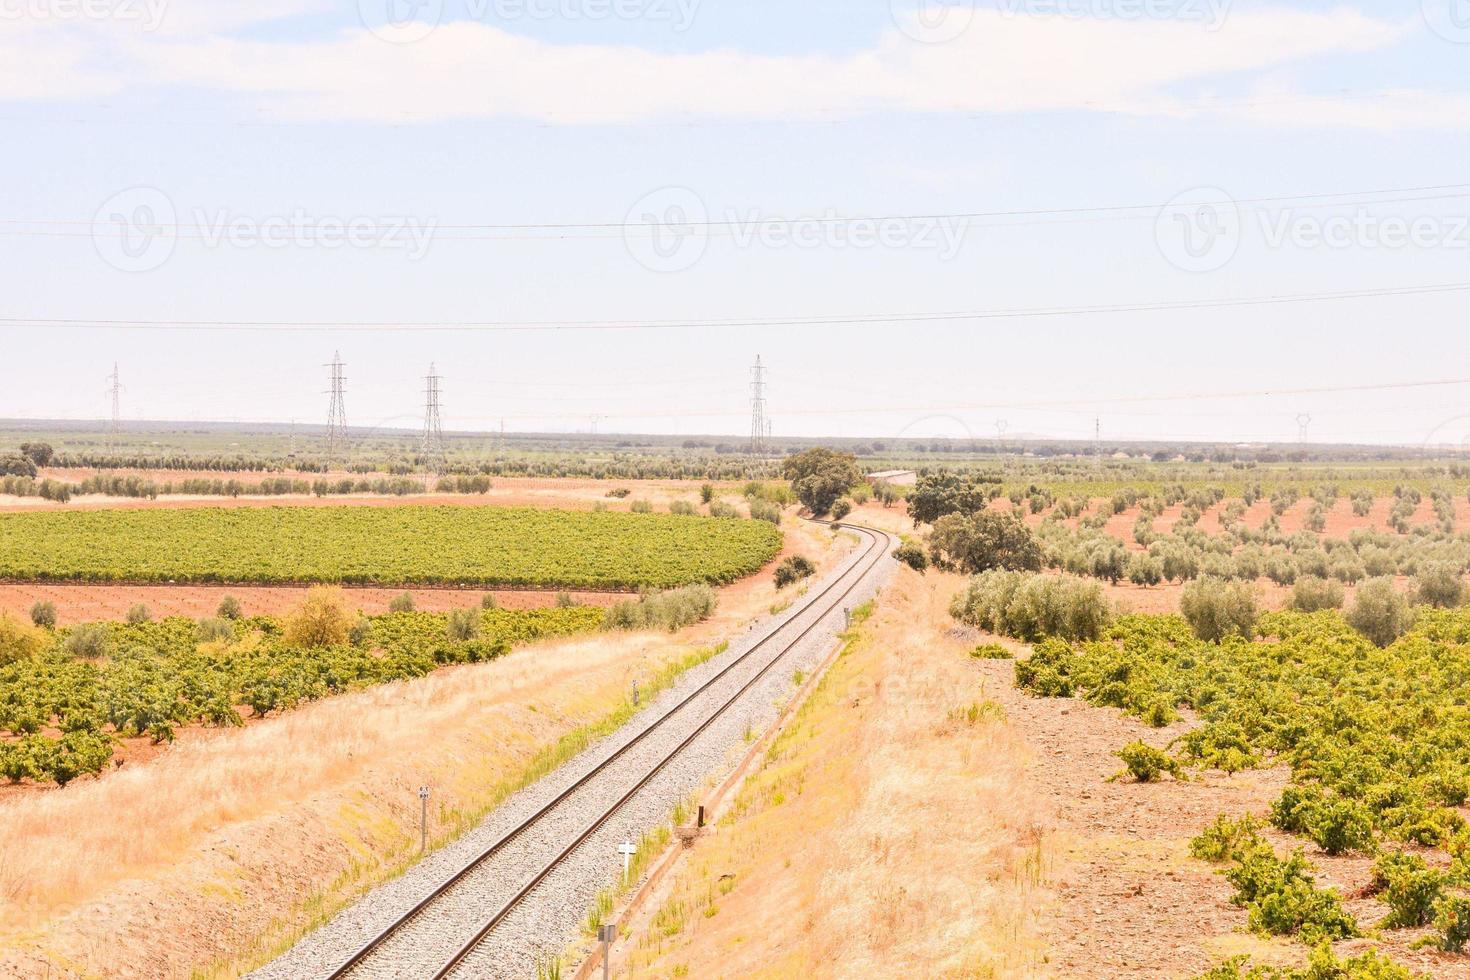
[248,526,894,980]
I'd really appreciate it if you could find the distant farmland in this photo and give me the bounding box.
[0,505,783,590]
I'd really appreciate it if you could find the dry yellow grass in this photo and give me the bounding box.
[617,567,1054,979]
[0,516,848,979]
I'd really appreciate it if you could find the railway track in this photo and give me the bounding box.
[258,522,893,980]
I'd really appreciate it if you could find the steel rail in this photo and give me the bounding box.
[325,522,891,979]
[432,523,890,978]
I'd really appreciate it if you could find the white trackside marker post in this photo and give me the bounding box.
[419,786,430,853]
[618,841,637,883]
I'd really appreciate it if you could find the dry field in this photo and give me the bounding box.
[0,519,850,979]
[616,566,1052,979]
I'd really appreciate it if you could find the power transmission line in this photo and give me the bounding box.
[421,363,446,474]
[106,362,122,455]
[9,281,1470,335]
[749,355,768,456]
[1297,413,1314,444]
[9,181,1470,235]
[325,352,348,466]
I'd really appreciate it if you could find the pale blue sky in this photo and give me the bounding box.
[3,1,1470,447]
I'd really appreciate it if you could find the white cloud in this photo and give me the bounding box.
[126,8,1408,124]
[0,6,1439,126]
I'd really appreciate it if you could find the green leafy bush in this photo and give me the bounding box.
[603,585,717,633]
[1416,562,1466,608]
[1371,851,1444,928]
[1191,813,1263,863]
[196,617,235,643]
[30,600,56,628]
[446,607,481,642]
[388,592,416,614]
[126,603,151,625]
[1347,578,1413,647]
[1430,894,1470,952]
[216,595,242,620]
[970,643,1012,660]
[1180,577,1258,642]
[63,623,111,659]
[951,570,1112,643]
[775,556,816,589]
[1110,741,1184,783]
[1289,577,1345,613]
[893,541,928,572]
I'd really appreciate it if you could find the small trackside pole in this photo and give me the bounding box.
[597,923,617,980]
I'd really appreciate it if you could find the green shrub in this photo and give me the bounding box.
[481,593,499,610]
[1224,845,1357,942]
[30,600,56,628]
[1195,944,1410,979]
[1191,813,1263,863]
[64,623,111,659]
[630,499,654,514]
[775,556,816,589]
[970,643,1012,660]
[830,499,853,522]
[1430,894,1470,952]
[604,585,717,633]
[669,500,698,516]
[0,614,46,665]
[748,500,781,525]
[1371,851,1444,928]
[1289,577,1345,612]
[196,617,235,643]
[447,607,481,642]
[1110,741,1184,783]
[125,603,151,625]
[1126,553,1163,587]
[348,615,373,646]
[1347,578,1413,647]
[708,501,738,519]
[1180,577,1258,643]
[388,592,416,614]
[893,541,928,572]
[1305,797,1377,856]
[951,570,1111,643]
[700,483,715,504]
[1416,562,1466,608]
[216,594,243,620]
[555,592,580,608]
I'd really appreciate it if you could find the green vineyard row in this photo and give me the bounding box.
[0,505,783,589]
